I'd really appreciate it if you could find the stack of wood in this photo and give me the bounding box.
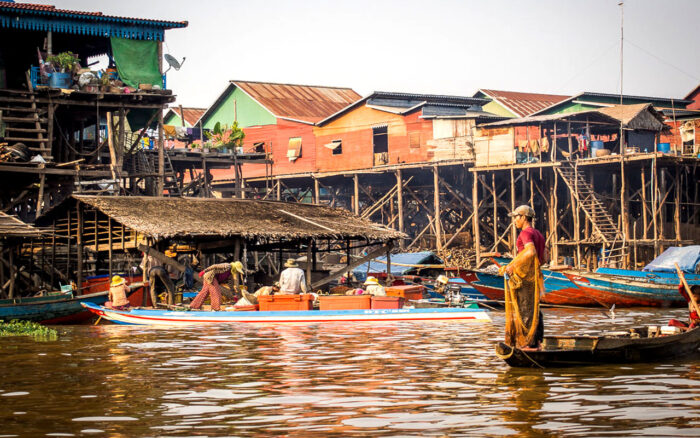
[438,247,476,268]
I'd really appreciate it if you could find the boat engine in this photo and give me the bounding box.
[444,283,465,306]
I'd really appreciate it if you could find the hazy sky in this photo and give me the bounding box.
[35,0,700,108]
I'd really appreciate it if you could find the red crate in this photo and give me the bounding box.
[385,285,424,301]
[319,295,371,310]
[258,294,313,311]
[371,296,405,309]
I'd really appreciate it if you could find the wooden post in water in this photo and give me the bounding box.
[306,240,312,292]
[472,171,481,265]
[76,202,84,295]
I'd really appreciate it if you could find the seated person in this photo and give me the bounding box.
[434,275,449,295]
[106,275,131,310]
[363,276,386,296]
[669,286,700,329]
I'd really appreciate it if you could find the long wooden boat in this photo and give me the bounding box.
[0,283,144,324]
[496,326,700,367]
[81,302,491,325]
[461,258,686,307]
[595,267,700,286]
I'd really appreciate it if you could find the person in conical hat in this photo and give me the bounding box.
[363,276,386,296]
[279,258,307,294]
[191,260,245,311]
[106,275,131,310]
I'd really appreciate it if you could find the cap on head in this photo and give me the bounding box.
[508,204,535,219]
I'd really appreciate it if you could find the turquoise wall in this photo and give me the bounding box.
[203,86,277,129]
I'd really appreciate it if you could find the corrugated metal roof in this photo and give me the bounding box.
[166,107,206,126]
[232,81,362,124]
[530,91,693,116]
[0,1,187,27]
[478,89,571,117]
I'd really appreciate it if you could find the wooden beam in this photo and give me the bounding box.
[433,165,442,251]
[472,171,481,264]
[311,241,393,289]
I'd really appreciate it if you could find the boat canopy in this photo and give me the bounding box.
[643,246,700,274]
[353,251,443,282]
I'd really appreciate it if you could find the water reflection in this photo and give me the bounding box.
[0,308,697,436]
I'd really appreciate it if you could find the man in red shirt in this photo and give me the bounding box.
[501,205,545,349]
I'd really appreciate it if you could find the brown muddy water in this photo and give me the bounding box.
[0,308,698,437]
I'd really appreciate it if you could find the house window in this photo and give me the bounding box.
[324,139,342,155]
[372,126,388,153]
[409,132,421,148]
[287,137,302,161]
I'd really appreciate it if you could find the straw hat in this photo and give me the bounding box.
[284,259,299,268]
[364,276,379,286]
[230,261,244,274]
[436,275,449,285]
[110,275,125,287]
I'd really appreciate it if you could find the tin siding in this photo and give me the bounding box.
[313,106,435,172]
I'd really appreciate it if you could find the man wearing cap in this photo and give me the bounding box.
[500,204,546,350]
[279,259,308,294]
[190,261,245,311]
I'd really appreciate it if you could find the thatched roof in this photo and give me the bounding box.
[0,212,44,239]
[73,195,404,241]
[596,103,666,131]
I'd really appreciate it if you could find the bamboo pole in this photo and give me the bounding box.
[509,168,516,251]
[492,174,497,249]
[353,174,360,215]
[676,262,700,317]
[433,165,442,251]
[675,167,681,242]
[472,171,481,265]
[306,240,312,292]
[396,170,404,247]
[108,217,113,281]
[641,165,648,239]
[314,178,320,205]
[76,202,83,293]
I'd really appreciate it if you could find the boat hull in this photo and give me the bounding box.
[82,302,491,326]
[496,327,700,367]
[0,291,110,324]
[462,269,685,308]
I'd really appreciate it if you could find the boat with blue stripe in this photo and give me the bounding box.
[81,302,491,326]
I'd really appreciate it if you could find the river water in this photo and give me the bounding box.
[0,307,698,437]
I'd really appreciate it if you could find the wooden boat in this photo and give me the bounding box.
[595,267,700,286]
[81,302,491,326]
[461,257,686,308]
[0,283,144,324]
[496,326,700,367]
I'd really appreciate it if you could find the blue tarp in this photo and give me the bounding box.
[352,251,443,282]
[643,246,700,273]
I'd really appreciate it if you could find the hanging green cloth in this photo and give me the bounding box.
[110,38,162,88]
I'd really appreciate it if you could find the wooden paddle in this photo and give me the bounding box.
[675,262,700,317]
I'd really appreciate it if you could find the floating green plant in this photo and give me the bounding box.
[0,320,58,340]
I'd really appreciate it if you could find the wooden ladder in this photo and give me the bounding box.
[556,161,628,266]
[163,151,181,197]
[1,88,50,159]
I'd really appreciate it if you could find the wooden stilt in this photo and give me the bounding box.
[641,165,648,239]
[396,170,404,248]
[353,174,360,215]
[472,172,481,265]
[433,165,442,251]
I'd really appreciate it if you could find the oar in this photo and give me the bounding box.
[675,262,700,317]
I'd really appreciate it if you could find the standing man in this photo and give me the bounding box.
[279,259,308,294]
[499,205,546,350]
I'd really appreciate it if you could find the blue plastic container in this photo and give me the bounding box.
[49,72,71,89]
[657,143,670,153]
[590,140,604,157]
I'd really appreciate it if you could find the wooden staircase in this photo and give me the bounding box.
[556,162,628,266]
[0,90,51,159]
[162,152,181,197]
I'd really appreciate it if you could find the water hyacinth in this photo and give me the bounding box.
[0,320,58,340]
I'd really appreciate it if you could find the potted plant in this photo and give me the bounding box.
[205,121,245,153]
[46,51,80,88]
